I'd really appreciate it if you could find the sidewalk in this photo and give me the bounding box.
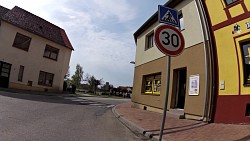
[112,102,250,141]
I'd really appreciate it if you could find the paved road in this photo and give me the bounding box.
[0,91,150,141]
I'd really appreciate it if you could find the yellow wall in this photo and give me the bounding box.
[205,0,228,26]
[205,0,250,95]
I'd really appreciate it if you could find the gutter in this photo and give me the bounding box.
[195,0,216,122]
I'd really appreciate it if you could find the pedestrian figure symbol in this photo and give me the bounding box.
[161,10,177,24]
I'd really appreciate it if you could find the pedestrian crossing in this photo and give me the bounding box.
[62,97,115,108]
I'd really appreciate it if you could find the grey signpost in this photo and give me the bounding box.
[155,5,185,141]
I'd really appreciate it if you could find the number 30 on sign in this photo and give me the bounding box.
[154,25,185,56]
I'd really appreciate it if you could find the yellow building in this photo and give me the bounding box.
[204,0,250,123]
[0,6,73,92]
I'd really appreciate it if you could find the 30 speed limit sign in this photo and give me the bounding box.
[154,25,185,56]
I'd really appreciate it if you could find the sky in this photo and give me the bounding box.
[0,0,167,87]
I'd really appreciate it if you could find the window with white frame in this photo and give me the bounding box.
[145,32,154,50]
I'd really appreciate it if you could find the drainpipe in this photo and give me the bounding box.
[200,0,217,123]
[195,0,211,122]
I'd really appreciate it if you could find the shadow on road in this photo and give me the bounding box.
[0,89,81,105]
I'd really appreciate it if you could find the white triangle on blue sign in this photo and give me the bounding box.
[161,10,177,24]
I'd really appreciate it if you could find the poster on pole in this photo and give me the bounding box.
[189,75,200,95]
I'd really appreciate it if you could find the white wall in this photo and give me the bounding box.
[0,21,72,91]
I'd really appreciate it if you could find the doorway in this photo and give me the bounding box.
[171,68,187,109]
[0,61,11,88]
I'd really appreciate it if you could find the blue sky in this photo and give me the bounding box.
[1,0,167,87]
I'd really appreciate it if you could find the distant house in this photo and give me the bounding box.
[0,5,74,92]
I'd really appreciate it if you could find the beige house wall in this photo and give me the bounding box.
[132,43,206,116]
[0,21,72,92]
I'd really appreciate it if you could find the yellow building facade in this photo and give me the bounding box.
[204,0,250,123]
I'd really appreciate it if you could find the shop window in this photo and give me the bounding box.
[13,33,31,51]
[143,73,161,95]
[43,45,59,61]
[179,12,184,31]
[240,41,250,85]
[38,71,54,87]
[18,65,24,82]
[224,0,238,5]
[145,32,154,50]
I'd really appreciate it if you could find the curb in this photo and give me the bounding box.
[112,104,166,141]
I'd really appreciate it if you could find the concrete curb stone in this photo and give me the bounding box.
[112,104,166,141]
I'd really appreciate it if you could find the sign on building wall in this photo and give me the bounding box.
[246,22,250,29]
[189,75,200,96]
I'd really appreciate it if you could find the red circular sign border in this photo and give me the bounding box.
[154,25,185,56]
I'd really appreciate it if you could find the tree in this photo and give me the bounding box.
[71,64,84,88]
[85,73,103,94]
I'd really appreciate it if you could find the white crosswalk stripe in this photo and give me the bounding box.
[62,97,114,108]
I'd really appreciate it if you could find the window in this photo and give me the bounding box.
[38,71,54,87]
[225,0,238,5]
[0,63,11,77]
[145,32,154,50]
[241,41,250,85]
[179,12,184,31]
[18,65,24,82]
[43,45,59,61]
[13,33,31,51]
[143,73,161,95]
[246,104,250,116]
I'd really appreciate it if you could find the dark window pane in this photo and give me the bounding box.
[2,64,10,69]
[13,33,31,51]
[38,71,46,85]
[50,52,58,60]
[146,33,154,50]
[43,45,59,61]
[44,49,50,57]
[38,71,54,87]
[18,65,24,81]
[225,0,238,5]
[241,42,250,84]
[1,72,9,77]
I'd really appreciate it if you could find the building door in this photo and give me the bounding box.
[0,61,11,88]
[172,68,187,109]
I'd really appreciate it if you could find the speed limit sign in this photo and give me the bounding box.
[154,25,185,56]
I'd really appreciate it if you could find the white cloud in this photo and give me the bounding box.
[0,0,167,87]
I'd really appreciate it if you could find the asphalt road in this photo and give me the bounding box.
[0,91,149,141]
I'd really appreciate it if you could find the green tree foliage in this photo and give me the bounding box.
[71,64,84,88]
[85,73,103,94]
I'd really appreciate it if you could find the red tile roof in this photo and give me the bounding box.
[1,6,74,50]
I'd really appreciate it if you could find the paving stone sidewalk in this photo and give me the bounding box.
[113,102,250,141]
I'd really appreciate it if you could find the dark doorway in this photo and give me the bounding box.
[0,61,11,88]
[172,68,187,109]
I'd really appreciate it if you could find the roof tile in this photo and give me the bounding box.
[1,6,73,50]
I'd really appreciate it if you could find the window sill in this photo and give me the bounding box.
[142,93,160,96]
[38,83,52,87]
[12,46,29,52]
[43,56,58,61]
[144,46,154,51]
[243,84,250,87]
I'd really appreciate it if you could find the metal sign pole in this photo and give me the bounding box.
[159,55,171,141]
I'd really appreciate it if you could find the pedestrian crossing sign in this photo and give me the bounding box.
[158,5,180,27]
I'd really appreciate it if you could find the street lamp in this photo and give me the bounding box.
[130,61,135,64]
